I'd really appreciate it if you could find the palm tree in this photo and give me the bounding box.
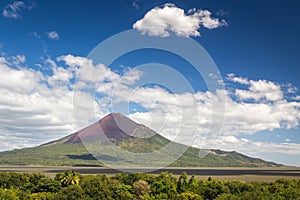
[56,171,80,187]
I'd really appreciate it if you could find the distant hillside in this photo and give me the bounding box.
[0,113,281,167]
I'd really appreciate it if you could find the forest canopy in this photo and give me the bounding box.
[0,171,299,200]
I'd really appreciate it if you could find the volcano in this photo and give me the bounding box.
[0,113,281,167]
[46,112,157,146]
[64,113,138,144]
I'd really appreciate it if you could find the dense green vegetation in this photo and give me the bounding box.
[0,171,299,199]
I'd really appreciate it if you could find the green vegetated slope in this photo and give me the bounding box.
[0,133,280,167]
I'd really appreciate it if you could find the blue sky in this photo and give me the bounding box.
[0,0,300,166]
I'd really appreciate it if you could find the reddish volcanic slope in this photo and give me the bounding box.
[64,113,142,144]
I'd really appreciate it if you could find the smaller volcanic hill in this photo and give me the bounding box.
[0,113,281,167]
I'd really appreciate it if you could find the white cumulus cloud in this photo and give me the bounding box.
[293,96,300,101]
[133,3,227,37]
[227,74,283,102]
[227,73,249,85]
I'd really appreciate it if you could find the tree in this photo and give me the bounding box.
[225,181,249,195]
[0,188,19,200]
[151,172,177,199]
[29,192,54,200]
[187,175,198,194]
[34,177,61,193]
[29,173,46,185]
[176,192,203,200]
[133,180,151,197]
[201,178,229,200]
[215,193,240,200]
[80,175,114,199]
[55,185,86,200]
[22,173,46,193]
[112,180,133,200]
[0,172,29,189]
[177,172,188,193]
[55,171,80,187]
